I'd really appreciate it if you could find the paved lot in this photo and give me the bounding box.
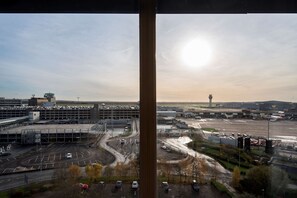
[32,183,229,198]
[182,118,297,138]
[0,143,114,175]
[5,124,95,133]
[107,135,140,160]
[107,134,186,162]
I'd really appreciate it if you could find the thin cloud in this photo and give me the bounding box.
[0,14,296,102]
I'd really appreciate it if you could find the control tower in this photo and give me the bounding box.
[208,94,213,108]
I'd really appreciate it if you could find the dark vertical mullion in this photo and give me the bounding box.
[139,0,156,197]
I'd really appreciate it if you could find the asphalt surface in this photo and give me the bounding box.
[99,120,139,167]
[0,118,296,196]
[31,182,230,198]
[0,169,55,191]
[181,118,297,138]
[0,143,114,175]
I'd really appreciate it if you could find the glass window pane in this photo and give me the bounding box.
[0,14,140,197]
[157,14,297,197]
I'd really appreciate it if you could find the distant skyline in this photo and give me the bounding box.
[0,14,296,102]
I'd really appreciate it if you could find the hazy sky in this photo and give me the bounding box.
[0,14,296,102]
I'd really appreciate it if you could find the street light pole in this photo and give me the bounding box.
[40,142,42,172]
[267,119,270,140]
[77,97,80,124]
[111,109,113,137]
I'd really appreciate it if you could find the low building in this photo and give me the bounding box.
[29,111,40,122]
[28,97,49,106]
[157,111,177,118]
[0,97,22,107]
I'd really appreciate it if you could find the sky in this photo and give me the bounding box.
[0,14,296,102]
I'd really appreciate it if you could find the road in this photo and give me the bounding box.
[163,136,230,175]
[0,143,113,175]
[99,132,126,167]
[180,118,297,138]
[0,169,55,191]
[98,120,139,167]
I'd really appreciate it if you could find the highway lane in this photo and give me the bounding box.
[0,169,55,191]
[0,167,87,191]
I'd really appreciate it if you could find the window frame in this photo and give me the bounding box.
[1,1,296,197]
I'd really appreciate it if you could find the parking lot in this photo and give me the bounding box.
[32,182,228,198]
[107,134,187,162]
[0,143,114,174]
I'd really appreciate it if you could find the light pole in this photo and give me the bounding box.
[238,147,240,168]
[267,119,270,140]
[40,142,43,172]
[77,97,80,124]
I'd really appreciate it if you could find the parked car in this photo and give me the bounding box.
[120,139,125,145]
[191,180,200,192]
[131,181,139,190]
[79,183,89,192]
[162,182,169,193]
[66,153,72,159]
[115,180,122,189]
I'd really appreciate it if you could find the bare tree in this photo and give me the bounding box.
[232,166,241,188]
[103,165,113,177]
[198,158,207,184]
[68,164,81,182]
[114,162,124,177]
[85,163,103,181]
[129,159,140,177]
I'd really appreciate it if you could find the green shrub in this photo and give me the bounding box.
[211,179,233,197]
[0,192,9,198]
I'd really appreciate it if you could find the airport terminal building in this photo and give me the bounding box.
[0,105,140,122]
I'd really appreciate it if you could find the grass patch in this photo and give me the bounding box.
[218,160,248,174]
[201,128,219,132]
[193,143,252,172]
[188,135,268,173]
[211,179,233,197]
[288,173,297,182]
[250,147,270,158]
[0,192,9,198]
[6,182,55,198]
[285,189,297,198]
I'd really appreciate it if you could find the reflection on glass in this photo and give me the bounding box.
[0,14,140,197]
[157,14,297,197]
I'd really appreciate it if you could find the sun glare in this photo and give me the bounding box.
[181,38,212,68]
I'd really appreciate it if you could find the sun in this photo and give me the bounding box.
[181,38,212,68]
